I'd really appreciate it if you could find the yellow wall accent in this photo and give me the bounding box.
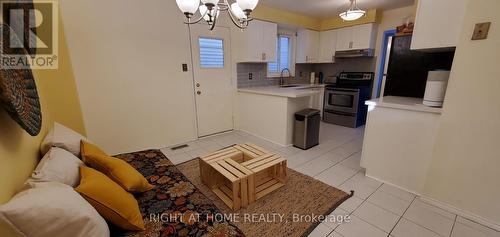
[0,0,86,205]
[319,9,380,31]
[252,4,322,31]
[253,4,380,32]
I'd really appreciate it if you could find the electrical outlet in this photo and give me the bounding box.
[182,64,188,72]
[472,22,491,40]
[249,73,253,80]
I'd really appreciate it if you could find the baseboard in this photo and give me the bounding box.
[365,173,422,196]
[419,196,500,232]
[235,129,290,148]
[365,173,500,231]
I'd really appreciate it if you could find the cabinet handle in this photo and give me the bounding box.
[196,82,200,88]
[197,91,201,95]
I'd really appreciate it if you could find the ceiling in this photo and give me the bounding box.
[259,0,415,19]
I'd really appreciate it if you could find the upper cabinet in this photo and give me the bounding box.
[232,20,277,62]
[318,29,337,63]
[261,21,278,62]
[336,23,377,51]
[411,0,467,50]
[296,29,320,63]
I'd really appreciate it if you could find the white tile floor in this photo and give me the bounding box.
[160,122,500,237]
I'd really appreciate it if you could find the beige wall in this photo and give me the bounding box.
[0,0,86,204]
[423,0,500,227]
[60,0,198,154]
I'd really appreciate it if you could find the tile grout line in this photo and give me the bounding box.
[295,136,361,165]
[308,151,361,178]
[400,215,452,237]
[448,215,458,237]
[388,196,417,236]
[333,184,384,234]
[337,184,398,236]
[305,151,362,178]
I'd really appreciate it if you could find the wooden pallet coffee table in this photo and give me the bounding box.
[199,143,287,210]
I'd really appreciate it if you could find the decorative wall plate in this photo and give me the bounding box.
[0,23,42,136]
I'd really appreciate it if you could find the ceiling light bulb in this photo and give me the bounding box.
[230,3,247,20]
[176,0,200,15]
[237,0,259,12]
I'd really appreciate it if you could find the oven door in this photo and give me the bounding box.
[324,88,360,114]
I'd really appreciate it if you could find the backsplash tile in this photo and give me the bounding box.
[316,57,377,84]
[236,57,376,88]
[236,63,268,88]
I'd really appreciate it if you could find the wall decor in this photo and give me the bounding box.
[0,23,42,136]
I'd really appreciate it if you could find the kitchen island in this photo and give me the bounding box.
[360,96,441,195]
[236,84,324,146]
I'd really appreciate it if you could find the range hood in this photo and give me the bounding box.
[335,49,375,58]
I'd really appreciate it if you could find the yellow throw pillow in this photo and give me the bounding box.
[81,141,154,192]
[75,166,145,231]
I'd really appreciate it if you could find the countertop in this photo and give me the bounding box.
[365,96,442,114]
[238,84,325,98]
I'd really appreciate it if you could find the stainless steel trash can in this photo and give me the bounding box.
[293,109,320,150]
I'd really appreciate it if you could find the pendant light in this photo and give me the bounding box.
[175,0,258,30]
[339,0,366,21]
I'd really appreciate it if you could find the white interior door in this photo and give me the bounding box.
[190,24,234,137]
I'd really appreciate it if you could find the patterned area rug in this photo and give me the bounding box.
[112,150,245,237]
[177,159,352,237]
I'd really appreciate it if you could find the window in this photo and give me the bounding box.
[268,35,292,76]
[199,37,224,68]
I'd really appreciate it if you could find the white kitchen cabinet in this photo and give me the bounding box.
[336,23,377,51]
[352,23,377,50]
[336,27,353,51]
[232,20,277,62]
[261,21,277,62]
[411,0,467,50]
[296,29,320,63]
[318,30,337,63]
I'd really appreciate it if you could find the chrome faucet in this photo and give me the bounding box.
[280,68,291,86]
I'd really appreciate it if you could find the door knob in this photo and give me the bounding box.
[196,83,200,87]
[197,91,201,95]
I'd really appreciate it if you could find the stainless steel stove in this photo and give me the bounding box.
[323,72,374,128]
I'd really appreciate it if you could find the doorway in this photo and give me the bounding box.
[375,29,396,98]
[189,24,234,137]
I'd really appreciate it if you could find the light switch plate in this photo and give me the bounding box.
[472,22,491,40]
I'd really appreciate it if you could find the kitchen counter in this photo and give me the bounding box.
[365,96,442,114]
[238,84,325,98]
[236,84,325,146]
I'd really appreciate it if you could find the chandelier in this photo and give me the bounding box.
[176,0,259,30]
[339,0,366,21]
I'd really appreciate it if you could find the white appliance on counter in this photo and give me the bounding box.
[423,70,450,107]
